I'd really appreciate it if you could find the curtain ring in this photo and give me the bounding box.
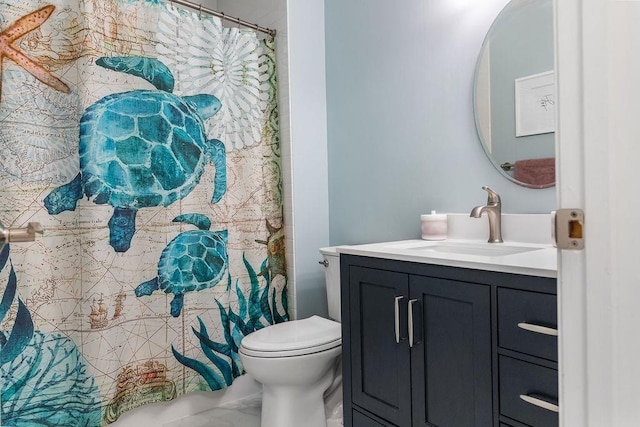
[199,4,203,19]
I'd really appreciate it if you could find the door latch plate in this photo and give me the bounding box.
[553,209,584,249]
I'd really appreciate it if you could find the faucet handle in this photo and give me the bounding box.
[481,186,501,205]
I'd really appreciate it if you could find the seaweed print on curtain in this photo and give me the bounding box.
[0,0,287,425]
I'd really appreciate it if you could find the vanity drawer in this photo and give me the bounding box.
[498,288,557,361]
[499,356,558,427]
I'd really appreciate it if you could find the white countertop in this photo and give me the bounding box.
[336,239,557,278]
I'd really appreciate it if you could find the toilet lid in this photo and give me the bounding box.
[240,316,341,356]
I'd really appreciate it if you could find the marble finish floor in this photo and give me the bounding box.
[163,406,261,427]
[163,394,261,427]
[163,396,343,427]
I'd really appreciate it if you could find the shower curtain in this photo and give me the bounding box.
[0,0,287,425]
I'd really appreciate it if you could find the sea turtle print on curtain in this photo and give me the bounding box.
[0,0,287,425]
[44,56,227,253]
[135,213,228,317]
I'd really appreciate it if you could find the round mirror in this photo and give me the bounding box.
[473,0,555,188]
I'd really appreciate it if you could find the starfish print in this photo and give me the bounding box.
[0,5,71,102]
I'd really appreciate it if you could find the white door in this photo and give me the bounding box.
[557,0,640,425]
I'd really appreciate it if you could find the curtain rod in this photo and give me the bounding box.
[167,0,276,37]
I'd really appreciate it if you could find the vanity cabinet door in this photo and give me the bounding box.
[408,276,493,427]
[352,409,396,427]
[349,266,411,427]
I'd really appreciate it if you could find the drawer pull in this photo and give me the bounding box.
[394,296,404,343]
[519,394,559,413]
[517,322,558,336]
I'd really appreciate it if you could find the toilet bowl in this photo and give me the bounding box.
[239,247,341,427]
[239,316,341,427]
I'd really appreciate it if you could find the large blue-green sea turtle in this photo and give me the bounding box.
[43,56,226,252]
[135,214,228,317]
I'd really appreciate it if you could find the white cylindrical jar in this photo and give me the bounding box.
[421,211,447,240]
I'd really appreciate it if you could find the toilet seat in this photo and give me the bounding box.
[240,315,341,358]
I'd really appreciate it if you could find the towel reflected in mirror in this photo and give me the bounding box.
[513,157,555,188]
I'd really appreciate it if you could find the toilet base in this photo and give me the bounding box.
[260,373,333,427]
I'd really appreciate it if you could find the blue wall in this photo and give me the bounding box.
[325,0,556,246]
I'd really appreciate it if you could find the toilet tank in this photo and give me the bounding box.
[320,247,341,322]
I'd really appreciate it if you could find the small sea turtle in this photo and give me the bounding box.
[43,56,226,252]
[135,213,228,317]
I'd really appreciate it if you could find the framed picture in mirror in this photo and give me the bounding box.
[514,70,555,137]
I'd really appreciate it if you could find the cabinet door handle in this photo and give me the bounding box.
[517,322,558,336]
[519,394,559,413]
[394,296,405,343]
[408,299,422,348]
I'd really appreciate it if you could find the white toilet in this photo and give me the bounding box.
[239,247,341,427]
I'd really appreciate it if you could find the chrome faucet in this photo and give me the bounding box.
[470,186,503,243]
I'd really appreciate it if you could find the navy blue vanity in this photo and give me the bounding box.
[340,249,557,427]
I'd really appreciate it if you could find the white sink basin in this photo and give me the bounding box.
[394,241,542,257]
